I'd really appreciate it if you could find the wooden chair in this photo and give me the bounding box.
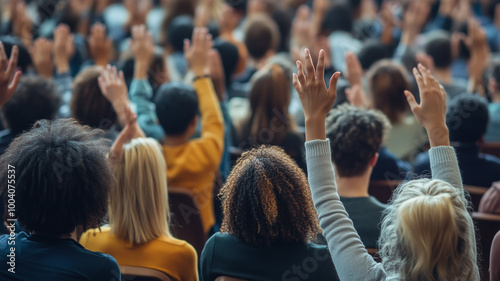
[168,187,207,257]
[465,185,489,212]
[472,212,500,281]
[215,277,249,281]
[481,142,500,158]
[368,180,401,204]
[120,266,173,281]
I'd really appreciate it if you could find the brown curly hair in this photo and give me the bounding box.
[220,145,321,247]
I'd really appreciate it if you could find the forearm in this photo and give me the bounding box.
[429,146,464,193]
[194,77,224,141]
[130,79,165,140]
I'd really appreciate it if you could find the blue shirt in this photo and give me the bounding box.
[486,103,500,143]
[0,232,120,281]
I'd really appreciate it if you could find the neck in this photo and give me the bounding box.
[163,134,190,146]
[251,52,275,70]
[432,67,452,84]
[336,171,371,198]
[32,230,78,241]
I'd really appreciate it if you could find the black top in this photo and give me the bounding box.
[371,146,412,181]
[340,196,387,248]
[413,143,500,187]
[0,232,120,281]
[200,232,339,281]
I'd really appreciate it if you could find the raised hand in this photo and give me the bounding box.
[88,23,112,67]
[346,84,369,108]
[404,64,449,147]
[345,52,363,87]
[11,0,33,47]
[98,65,129,126]
[53,24,75,74]
[184,27,213,77]
[0,43,22,108]
[109,106,145,165]
[465,18,490,94]
[30,38,54,79]
[208,49,225,100]
[129,25,155,79]
[293,48,341,141]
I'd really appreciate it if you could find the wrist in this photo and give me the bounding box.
[192,67,208,77]
[134,62,149,80]
[55,60,70,74]
[426,126,450,147]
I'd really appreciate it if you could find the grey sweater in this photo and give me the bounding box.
[305,139,478,281]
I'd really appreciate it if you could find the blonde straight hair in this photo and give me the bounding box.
[109,138,171,244]
[379,179,479,281]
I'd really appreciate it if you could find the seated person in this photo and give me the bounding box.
[325,104,390,248]
[478,181,500,214]
[0,76,60,155]
[80,114,198,281]
[491,231,500,281]
[237,63,306,172]
[413,93,500,187]
[485,58,500,143]
[201,146,339,281]
[0,119,119,280]
[130,27,224,235]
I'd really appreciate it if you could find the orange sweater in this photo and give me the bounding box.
[79,227,198,281]
[163,78,224,234]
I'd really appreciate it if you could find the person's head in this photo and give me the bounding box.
[446,93,489,144]
[154,82,199,137]
[220,146,321,247]
[0,37,32,72]
[357,40,391,70]
[0,119,113,237]
[167,15,195,52]
[213,40,239,86]
[243,14,280,61]
[321,3,353,34]
[379,179,477,280]
[161,0,197,46]
[424,31,452,69]
[326,104,391,178]
[243,63,295,145]
[70,66,117,130]
[367,60,410,124]
[1,76,60,135]
[110,138,171,244]
[488,57,500,100]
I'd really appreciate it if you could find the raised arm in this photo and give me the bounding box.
[0,43,21,108]
[293,49,386,281]
[404,64,464,192]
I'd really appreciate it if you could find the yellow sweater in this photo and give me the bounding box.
[79,227,198,281]
[163,78,224,234]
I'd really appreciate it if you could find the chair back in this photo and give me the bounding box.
[215,277,249,281]
[120,266,173,281]
[368,180,401,204]
[481,142,500,158]
[168,187,206,257]
[472,212,500,281]
[465,185,489,211]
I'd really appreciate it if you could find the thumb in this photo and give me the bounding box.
[404,90,419,111]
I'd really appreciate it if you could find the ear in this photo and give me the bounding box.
[369,153,379,168]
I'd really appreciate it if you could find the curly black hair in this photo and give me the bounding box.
[0,119,114,236]
[220,145,320,247]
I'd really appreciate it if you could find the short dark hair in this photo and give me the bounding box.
[155,82,198,136]
[168,15,194,52]
[326,105,391,177]
[70,66,117,129]
[243,15,280,60]
[0,119,114,236]
[446,93,489,143]
[358,40,391,70]
[321,4,353,33]
[1,76,60,134]
[0,36,32,72]
[220,146,321,247]
[424,32,452,69]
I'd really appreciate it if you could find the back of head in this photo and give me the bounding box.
[379,179,478,280]
[358,40,391,70]
[1,76,61,135]
[155,82,198,136]
[168,15,195,52]
[446,93,489,144]
[244,63,295,144]
[326,104,391,177]
[243,14,280,60]
[213,40,239,83]
[0,36,32,72]
[367,60,410,124]
[424,31,452,69]
[0,119,113,236]
[110,138,170,244]
[321,3,353,34]
[71,66,117,129]
[220,146,320,247]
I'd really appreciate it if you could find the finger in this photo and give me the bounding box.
[296,61,306,85]
[412,67,424,91]
[6,45,19,77]
[119,71,126,85]
[7,69,22,93]
[292,73,302,94]
[418,63,430,86]
[98,76,106,93]
[102,65,111,82]
[304,48,316,80]
[327,72,341,97]
[404,90,419,112]
[183,39,191,55]
[316,49,325,80]
[0,42,6,70]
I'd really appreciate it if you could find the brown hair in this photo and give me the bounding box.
[243,14,280,60]
[70,66,117,129]
[220,146,321,247]
[367,60,410,124]
[239,64,296,147]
